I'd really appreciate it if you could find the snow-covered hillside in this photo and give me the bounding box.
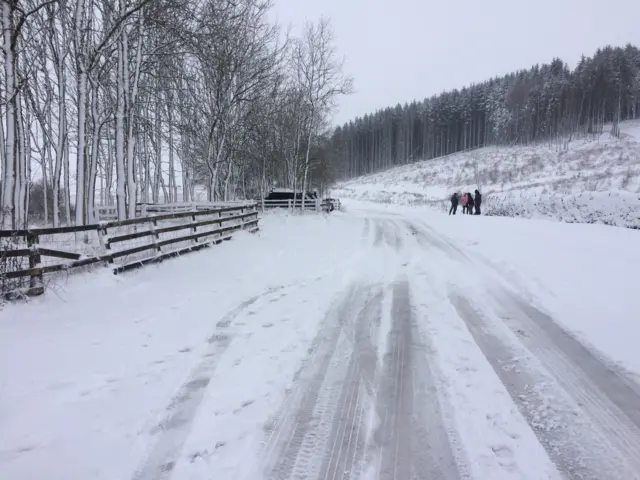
[332,120,640,228]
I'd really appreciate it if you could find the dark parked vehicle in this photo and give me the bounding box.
[264,189,318,202]
[261,189,339,213]
[321,197,341,212]
[261,189,316,210]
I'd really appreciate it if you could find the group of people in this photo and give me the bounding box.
[449,189,482,215]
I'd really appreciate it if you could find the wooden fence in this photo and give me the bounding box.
[258,198,337,212]
[0,203,259,298]
[94,201,256,221]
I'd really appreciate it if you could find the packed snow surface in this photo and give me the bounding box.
[1,202,640,479]
[332,120,640,229]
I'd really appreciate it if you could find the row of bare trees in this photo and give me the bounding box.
[0,0,352,229]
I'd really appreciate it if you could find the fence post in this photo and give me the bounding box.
[151,218,161,254]
[26,232,44,296]
[96,225,106,253]
[192,212,198,245]
[103,225,115,264]
[97,225,112,265]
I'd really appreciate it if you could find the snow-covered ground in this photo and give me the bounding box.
[332,120,640,229]
[2,203,640,479]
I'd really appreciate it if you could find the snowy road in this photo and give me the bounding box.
[2,202,640,479]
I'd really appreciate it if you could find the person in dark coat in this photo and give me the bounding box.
[449,192,459,215]
[466,192,474,214]
[474,189,482,215]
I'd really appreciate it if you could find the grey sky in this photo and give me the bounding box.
[271,0,640,126]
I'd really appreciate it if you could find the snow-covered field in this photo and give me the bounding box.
[332,120,640,229]
[2,203,640,479]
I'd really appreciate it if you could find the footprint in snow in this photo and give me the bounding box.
[262,322,274,328]
[189,450,209,462]
[233,399,255,414]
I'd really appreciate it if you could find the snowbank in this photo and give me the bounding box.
[484,190,640,229]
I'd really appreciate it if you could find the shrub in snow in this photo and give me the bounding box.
[484,191,640,229]
[1,236,29,300]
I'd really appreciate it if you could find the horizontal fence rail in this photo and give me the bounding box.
[94,201,256,221]
[258,198,340,212]
[1,203,259,298]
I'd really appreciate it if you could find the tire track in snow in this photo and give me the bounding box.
[403,220,469,261]
[451,294,596,478]
[373,221,384,247]
[500,291,640,417]
[382,221,399,251]
[362,218,371,242]
[391,222,404,251]
[372,280,460,480]
[312,345,366,480]
[494,291,640,477]
[353,288,383,398]
[316,288,383,480]
[259,284,369,480]
[371,219,404,251]
[133,288,282,480]
[452,292,640,479]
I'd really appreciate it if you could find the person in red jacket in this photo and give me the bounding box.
[466,192,474,215]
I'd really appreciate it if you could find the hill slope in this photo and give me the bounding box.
[332,120,640,229]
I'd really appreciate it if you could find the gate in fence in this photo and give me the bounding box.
[258,198,341,212]
[0,203,259,299]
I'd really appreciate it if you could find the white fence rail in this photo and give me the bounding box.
[258,198,323,212]
[94,201,256,222]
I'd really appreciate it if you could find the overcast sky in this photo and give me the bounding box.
[270,0,640,126]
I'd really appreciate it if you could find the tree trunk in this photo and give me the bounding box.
[105,125,113,205]
[115,36,127,220]
[2,1,16,228]
[15,93,27,228]
[168,108,177,202]
[75,69,88,225]
[125,14,144,218]
[301,114,314,212]
[87,82,101,223]
[154,83,162,202]
[63,135,71,225]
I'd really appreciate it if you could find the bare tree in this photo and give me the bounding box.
[291,16,352,209]
[1,0,350,229]
[1,0,56,228]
